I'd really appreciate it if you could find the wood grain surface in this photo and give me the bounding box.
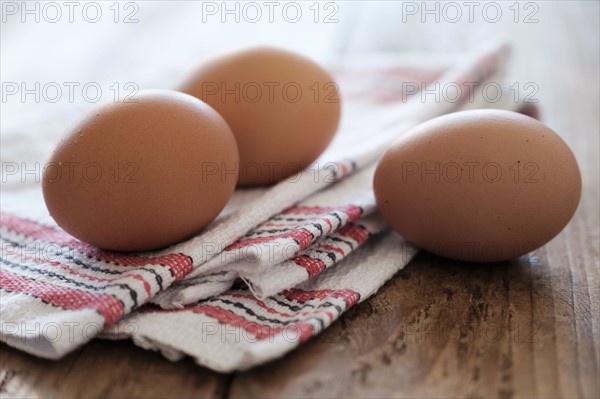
[1,1,598,398]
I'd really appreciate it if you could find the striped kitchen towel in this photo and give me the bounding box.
[1,42,524,370]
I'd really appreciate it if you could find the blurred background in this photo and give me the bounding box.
[1,0,598,217]
[2,1,598,191]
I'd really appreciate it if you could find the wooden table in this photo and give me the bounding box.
[1,2,598,398]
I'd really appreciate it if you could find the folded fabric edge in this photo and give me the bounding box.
[102,232,418,372]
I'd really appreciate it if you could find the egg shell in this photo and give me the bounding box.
[179,47,341,186]
[42,90,239,252]
[373,109,582,262]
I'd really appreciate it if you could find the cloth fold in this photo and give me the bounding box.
[103,231,417,372]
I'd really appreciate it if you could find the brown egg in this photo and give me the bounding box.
[179,47,341,186]
[42,90,239,252]
[373,109,582,262]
